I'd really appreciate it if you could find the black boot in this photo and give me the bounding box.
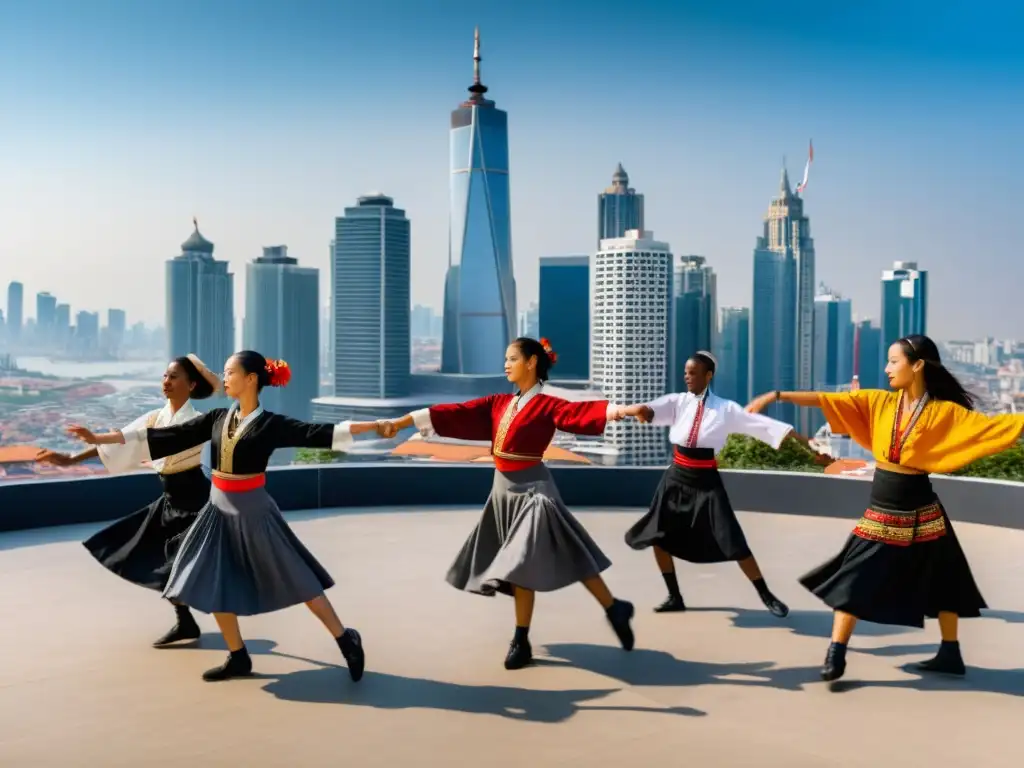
[504,626,533,670]
[153,604,201,647]
[337,628,365,682]
[752,578,789,618]
[917,640,966,676]
[202,647,253,681]
[821,641,847,682]
[606,599,635,651]
[655,572,686,612]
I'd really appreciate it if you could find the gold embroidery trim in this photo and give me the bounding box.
[491,396,520,456]
[211,470,263,480]
[159,445,204,475]
[218,411,248,475]
[852,502,947,546]
[492,449,544,462]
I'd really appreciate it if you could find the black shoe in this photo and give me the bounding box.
[504,639,533,670]
[337,628,365,682]
[153,608,201,647]
[820,642,847,682]
[916,641,966,676]
[202,648,252,682]
[654,594,687,613]
[760,593,790,619]
[606,599,635,651]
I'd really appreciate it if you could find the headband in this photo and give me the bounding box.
[693,350,718,370]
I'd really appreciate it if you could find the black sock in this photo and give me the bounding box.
[173,603,193,620]
[940,639,960,648]
[661,571,682,599]
[229,645,248,659]
[514,626,530,643]
[752,577,772,598]
[829,641,847,652]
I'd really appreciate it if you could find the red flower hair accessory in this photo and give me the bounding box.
[539,337,558,365]
[265,359,292,388]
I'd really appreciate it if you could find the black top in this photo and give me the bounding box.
[146,407,335,475]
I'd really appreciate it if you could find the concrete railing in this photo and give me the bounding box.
[0,464,1021,534]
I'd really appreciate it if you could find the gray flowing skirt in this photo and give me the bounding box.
[445,464,612,596]
[162,485,334,616]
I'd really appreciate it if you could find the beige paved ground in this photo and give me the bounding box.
[1,507,1022,767]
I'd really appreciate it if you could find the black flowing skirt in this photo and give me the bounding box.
[83,467,210,592]
[799,468,987,628]
[624,448,752,563]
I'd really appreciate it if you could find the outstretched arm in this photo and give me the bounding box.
[746,390,823,413]
[35,447,99,466]
[273,417,378,452]
[383,396,497,441]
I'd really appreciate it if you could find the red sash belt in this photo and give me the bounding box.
[673,448,718,469]
[212,473,266,492]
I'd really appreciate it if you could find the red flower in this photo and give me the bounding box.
[538,337,558,365]
[265,359,292,388]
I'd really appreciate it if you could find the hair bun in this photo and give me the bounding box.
[265,359,292,388]
[538,337,558,366]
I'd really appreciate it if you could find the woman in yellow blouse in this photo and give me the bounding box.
[748,334,1024,684]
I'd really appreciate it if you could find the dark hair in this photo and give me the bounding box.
[512,337,556,382]
[897,335,976,410]
[172,356,215,400]
[233,350,273,391]
[688,352,717,376]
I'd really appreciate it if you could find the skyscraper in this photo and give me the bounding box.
[811,286,854,431]
[166,220,235,372]
[671,255,717,392]
[538,255,589,380]
[55,303,71,349]
[591,230,673,464]
[749,167,816,428]
[441,28,516,375]
[6,282,22,342]
[333,194,410,399]
[854,319,882,390]
[597,164,644,245]
[244,246,319,419]
[717,307,750,403]
[881,261,927,354]
[36,292,56,345]
[106,308,127,357]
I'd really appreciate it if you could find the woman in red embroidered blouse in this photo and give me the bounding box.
[381,337,636,671]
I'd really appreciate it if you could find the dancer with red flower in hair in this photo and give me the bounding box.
[379,337,636,670]
[68,350,383,683]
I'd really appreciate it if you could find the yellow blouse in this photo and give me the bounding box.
[818,389,1024,475]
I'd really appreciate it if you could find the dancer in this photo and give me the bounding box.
[378,337,635,670]
[621,350,824,618]
[36,355,218,646]
[68,350,380,683]
[748,334,1024,682]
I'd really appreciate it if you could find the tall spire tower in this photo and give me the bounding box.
[440,27,516,374]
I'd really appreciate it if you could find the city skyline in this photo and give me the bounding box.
[3,2,1023,339]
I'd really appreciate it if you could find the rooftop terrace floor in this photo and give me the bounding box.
[2,507,1022,767]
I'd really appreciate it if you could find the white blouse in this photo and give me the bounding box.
[647,390,793,452]
[98,400,211,476]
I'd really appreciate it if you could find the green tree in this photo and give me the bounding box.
[951,440,1024,482]
[716,433,824,472]
[293,448,345,465]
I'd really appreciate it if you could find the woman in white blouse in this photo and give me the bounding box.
[620,351,827,617]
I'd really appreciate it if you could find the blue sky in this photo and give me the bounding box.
[1,0,1021,339]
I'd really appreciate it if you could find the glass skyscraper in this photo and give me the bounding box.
[811,287,854,432]
[671,256,716,393]
[333,194,410,399]
[244,246,319,419]
[717,307,750,403]
[597,164,644,246]
[854,320,882,389]
[166,221,235,379]
[749,167,816,429]
[538,255,589,380]
[881,261,927,358]
[441,28,516,375]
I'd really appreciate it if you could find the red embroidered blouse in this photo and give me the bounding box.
[421,392,611,472]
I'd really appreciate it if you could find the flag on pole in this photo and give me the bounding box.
[796,140,813,194]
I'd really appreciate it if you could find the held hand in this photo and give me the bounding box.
[607,406,625,422]
[67,425,98,444]
[35,449,73,466]
[744,393,775,414]
[635,406,655,424]
[375,420,398,439]
[813,451,835,468]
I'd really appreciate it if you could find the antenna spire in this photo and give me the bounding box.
[467,27,488,99]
